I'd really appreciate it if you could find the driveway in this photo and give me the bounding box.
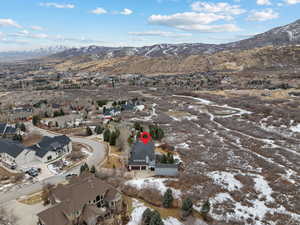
[0,123,106,204]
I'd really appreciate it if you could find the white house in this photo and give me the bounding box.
[0,135,72,169]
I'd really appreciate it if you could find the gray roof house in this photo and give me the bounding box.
[0,123,17,138]
[28,135,72,162]
[128,141,179,176]
[128,141,155,170]
[0,135,72,169]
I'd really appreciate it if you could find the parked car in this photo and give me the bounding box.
[26,168,40,177]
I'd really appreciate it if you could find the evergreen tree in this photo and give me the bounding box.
[19,123,26,132]
[149,211,164,225]
[181,197,193,217]
[201,200,211,221]
[103,129,111,142]
[109,131,117,146]
[142,208,153,225]
[167,152,175,164]
[94,125,103,134]
[86,127,93,136]
[32,115,40,126]
[163,188,173,208]
[80,163,89,174]
[90,165,96,174]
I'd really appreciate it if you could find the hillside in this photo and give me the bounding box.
[53,45,300,75]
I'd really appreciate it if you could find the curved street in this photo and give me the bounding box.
[0,123,106,204]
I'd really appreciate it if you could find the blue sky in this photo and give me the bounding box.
[0,0,299,51]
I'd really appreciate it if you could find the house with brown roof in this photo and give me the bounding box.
[37,174,122,225]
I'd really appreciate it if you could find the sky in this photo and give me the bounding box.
[0,0,300,51]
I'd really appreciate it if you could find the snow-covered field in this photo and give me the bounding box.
[125,178,182,199]
[127,199,184,225]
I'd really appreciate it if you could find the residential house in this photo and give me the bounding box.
[128,141,179,176]
[37,174,122,225]
[27,135,72,163]
[0,135,72,169]
[128,141,155,171]
[0,123,17,138]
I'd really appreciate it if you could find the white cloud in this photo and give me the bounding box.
[0,18,22,28]
[148,12,239,32]
[129,30,192,37]
[90,8,107,15]
[285,0,300,4]
[39,2,75,9]
[149,12,232,26]
[191,1,246,15]
[120,8,133,15]
[256,0,272,5]
[30,26,43,31]
[10,30,49,39]
[247,9,279,21]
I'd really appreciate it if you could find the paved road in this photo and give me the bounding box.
[0,124,106,204]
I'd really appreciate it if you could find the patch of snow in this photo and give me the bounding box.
[163,217,184,225]
[125,178,181,198]
[127,199,147,225]
[175,143,189,149]
[290,124,300,133]
[253,175,273,202]
[208,171,243,191]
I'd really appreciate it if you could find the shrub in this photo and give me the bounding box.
[163,188,173,208]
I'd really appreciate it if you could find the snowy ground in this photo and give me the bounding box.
[125,178,182,199]
[127,199,184,225]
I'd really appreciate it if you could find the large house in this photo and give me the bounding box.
[128,141,179,176]
[128,141,156,171]
[0,123,17,138]
[0,135,72,169]
[38,175,122,225]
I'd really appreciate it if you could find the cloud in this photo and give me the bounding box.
[285,0,300,4]
[10,30,49,39]
[247,9,279,21]
[191,1,246,15]
[0,18,22,28]
[30,26,44,31]
[256,0,272,5]
[120,8,133,15]
[90,8,107,15]
[39,2,75,9]
[148,12,239,32]
[129,30,192,37]
[149,12,232,26]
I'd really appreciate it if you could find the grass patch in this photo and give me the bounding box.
[18,192,43,205]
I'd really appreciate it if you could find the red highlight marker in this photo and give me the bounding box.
[140,131,151,144]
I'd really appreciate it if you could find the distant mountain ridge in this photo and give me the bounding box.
[0,46,68,62]
[52,19,300,59]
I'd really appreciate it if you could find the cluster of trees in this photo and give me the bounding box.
[160,152,175,164]
[32,115,41,125]
[134,122,143,132]
[163,188,173,208]
[86,127,93,136]
[53,109,65,117]
[149,125,164,140]
[94,125,104,134]
[142,208,164,225]
[96,100,109,107]
[103,129,120,146]
[15,122,26,132]
[181,197,193,218]
[80,163,97,174]
[13,134,22,142]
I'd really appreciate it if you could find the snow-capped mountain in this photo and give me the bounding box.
[52,19,300,60]
[0,46,68,62]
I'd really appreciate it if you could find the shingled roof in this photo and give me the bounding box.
[128,141,155,165]
[0,138,25,158]
[29,135,71,158]
[37,175,119,225]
